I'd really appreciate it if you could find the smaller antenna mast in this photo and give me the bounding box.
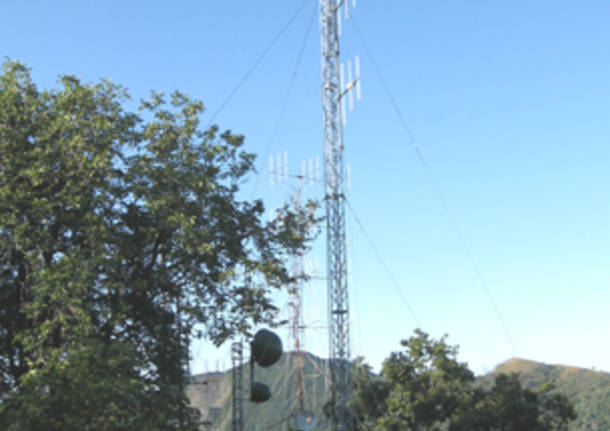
[231,342,244,431]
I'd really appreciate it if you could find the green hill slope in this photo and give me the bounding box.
[482,358,610,430]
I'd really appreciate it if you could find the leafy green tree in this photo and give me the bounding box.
[348,357,390,430]
[0,60,317,430]
[349,330,576,431]
[450,375,576,431]
[375,329,474,431]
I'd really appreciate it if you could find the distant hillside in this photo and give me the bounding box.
[187,355,610,431]
[481,358,610,431]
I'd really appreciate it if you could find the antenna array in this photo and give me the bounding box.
[270,152,322,189]
[340,56,361,125]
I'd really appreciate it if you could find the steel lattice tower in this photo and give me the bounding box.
[319,1,352,429]
[231,342,244,431]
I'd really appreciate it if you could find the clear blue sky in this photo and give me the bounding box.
[3,1,609,376]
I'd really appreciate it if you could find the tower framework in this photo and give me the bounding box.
[231,342,244,431]
[319,1,352,429]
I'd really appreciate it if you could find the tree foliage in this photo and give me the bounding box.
[0,60,317,430]
[349,330,576,431]
[482,358,610,431]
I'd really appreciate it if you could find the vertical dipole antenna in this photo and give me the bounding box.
[319,0,355,429]
[269,156,274,189]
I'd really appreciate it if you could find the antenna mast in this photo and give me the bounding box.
[319,1,359,429]
[291,181,307,415]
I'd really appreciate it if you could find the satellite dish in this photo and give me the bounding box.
[251,329,282,367]
[296,410,316,431]
[250,382,271,403]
